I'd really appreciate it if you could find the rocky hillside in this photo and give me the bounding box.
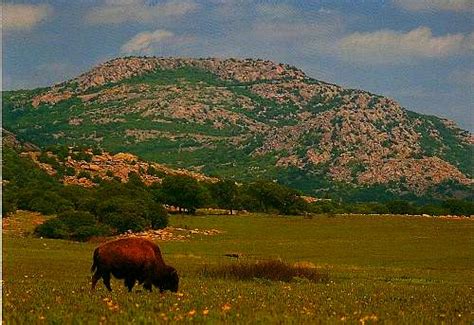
[3,56,473,199]
[24,146,216,188]
[3,128,215,188]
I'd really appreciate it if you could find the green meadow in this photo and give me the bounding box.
[3,212,474,323]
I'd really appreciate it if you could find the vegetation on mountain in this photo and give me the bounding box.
[2,136,473,244]
[2,141,169,240]
[2,56,472,201]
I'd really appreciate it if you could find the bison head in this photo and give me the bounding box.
[155,265,179,293]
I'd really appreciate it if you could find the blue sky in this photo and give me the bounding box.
[2,0,473,131]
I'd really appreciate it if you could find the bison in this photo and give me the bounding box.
[91,237,179,293]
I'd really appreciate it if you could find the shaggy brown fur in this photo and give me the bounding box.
[91,237,179,293]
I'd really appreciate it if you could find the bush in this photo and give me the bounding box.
[2,199,17,217]
[72,151,92,162]
[420,204,449,216]
[58,211,97,229]
[29,196,59,215]
[442,199,474,216]
[35,219,69,239]
[64,167,76,176]
[72,224,112,241]
[101,212,148,233]
[386,200,417,215]
[2,187,18,217]
[148,204,169,229]
[91,146,103,155]
[35,211,112,241]
[58,186,96,211]
[38,152,58,166]
[77,171,91,179]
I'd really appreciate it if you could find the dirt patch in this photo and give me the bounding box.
[2,211,49,237]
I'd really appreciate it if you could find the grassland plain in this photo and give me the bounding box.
[2,212,474,323]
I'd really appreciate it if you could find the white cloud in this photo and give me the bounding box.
[121,29,194,54]
[86,0,198,25]
[339,27,472,64]
[1,3,53,31]
[394,0,473,12]
[121,29,173,53]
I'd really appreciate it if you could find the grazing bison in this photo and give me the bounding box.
[91,237,179,293]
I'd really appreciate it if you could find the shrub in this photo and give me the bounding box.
[35,211,113,241]
[92,176,102,184]
[91,146,102,155]
[421,204,449,216]
[77,171,91,179]
[442,199,474,216]
[201,260,329,283]
[101,212,148,233]
[64,167,76,176]
[58,211,97,229]
[58,186,96,212]
[72,151,92,162]
[72,224,112,242]
[38,152,58,166]
[26,196,55,215]
[147,204,169,229]
[146,165,166,178]
[386,200,417,215]
[2,188,18,217]
[35,219,69,239]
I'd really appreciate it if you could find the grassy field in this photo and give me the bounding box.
[2,212,474,323]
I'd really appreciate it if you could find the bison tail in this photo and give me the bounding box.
[91,248,99,273]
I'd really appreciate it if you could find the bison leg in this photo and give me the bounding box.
[103,272,112,292]
[91,271,101,291]
[143,280,153,292]
[125,277,136,292]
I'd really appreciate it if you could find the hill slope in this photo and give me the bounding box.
[2,128,215,188]
[3,57,473,199]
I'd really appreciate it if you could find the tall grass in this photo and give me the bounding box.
[201,260,329,283]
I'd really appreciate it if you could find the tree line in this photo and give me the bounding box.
[2,147,473,241]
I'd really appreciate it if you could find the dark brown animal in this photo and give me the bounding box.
[91,237,179,293]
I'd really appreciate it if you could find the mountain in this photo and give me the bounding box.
[3,56,473,200]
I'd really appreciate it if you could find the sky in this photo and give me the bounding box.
[2,0,473,131]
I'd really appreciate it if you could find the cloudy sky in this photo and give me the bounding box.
[2,0,473,130]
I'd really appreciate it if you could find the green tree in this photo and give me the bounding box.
[442,199,474,216]
[386,200,417,215]
[244,180,309,215]
[209,179,241,214]
[161,175,210,214]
